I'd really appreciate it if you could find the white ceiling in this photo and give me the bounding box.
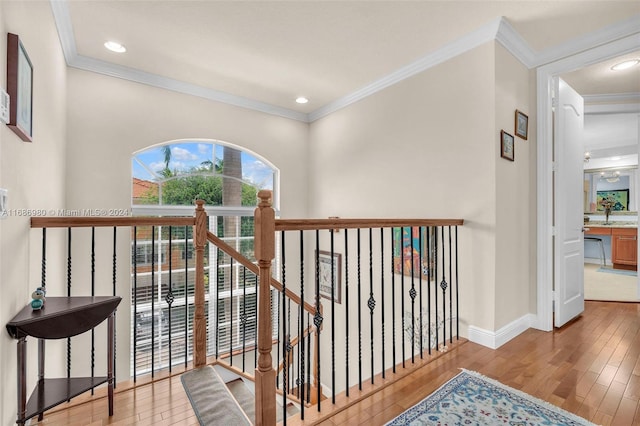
[53,0,640,122]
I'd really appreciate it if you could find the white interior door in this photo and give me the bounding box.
[554,77,585,327]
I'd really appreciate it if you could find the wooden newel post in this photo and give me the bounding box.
[254,190,276,426]
[194,200,207,368]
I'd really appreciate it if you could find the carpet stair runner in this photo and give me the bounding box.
[181,366,299,425]
[226,378,299,423]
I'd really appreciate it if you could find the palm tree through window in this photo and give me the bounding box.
[131,140,278,375]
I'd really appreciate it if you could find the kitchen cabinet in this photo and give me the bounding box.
[611,227,637,270]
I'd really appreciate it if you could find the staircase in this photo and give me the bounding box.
[181,364,299,425]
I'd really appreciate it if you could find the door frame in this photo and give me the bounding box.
[535,34,640,331]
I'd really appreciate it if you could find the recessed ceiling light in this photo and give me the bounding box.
[295,97,309,104]
[104,41,126,53]
[611,59,639,71]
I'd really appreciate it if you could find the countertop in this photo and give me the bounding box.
[584,221,638,228]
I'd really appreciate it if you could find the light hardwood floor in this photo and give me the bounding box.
[32,301,639,425]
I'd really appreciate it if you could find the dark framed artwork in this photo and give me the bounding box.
[6,33,33,142]
[515,110,528,140]
[501,130,514,161]
[317,250,342,304]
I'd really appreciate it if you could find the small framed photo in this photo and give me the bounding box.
[515,110,528,140]
[317,250,342,304]
[6,33,33,142]
[501,130,514,161]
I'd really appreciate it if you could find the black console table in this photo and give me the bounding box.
[6,296,121,425]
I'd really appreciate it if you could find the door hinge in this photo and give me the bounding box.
[552,161,558,172]
[551,226,556,236]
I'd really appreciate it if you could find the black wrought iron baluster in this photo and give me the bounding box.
[344,229,350,395]
[242,266,247,373]
[133,227,138,381]
[400,227,406,368]
[390,228,396,373]
[91,227,96,392]
[151,226,155,378]
[455,226,459,341]
[409,226,416,363]
[66,228,72,382]
[380,227,385,378]
[330,229,336,402]
[427,227,432,355]
[165,226,174,372]
[281,230,288,407]
[230,256,234,366]
[418,227,423,358]
[368,227,375,384]
[448,226,453,344]
[299,230,306,419]
[440,226,448,348]
[184,226,189,368]
[434,226,439,351]
[112,227,118,386]
[357,228,362,389]
[314,231,323,411]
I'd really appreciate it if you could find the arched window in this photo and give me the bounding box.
[131,140,279,375]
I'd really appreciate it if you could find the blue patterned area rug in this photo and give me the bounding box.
[386,370,595,425]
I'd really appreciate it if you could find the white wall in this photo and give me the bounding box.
[0,1,68,424]
[309,42,499,334]
[494,44,534,329]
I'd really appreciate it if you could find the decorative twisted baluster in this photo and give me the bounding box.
[165,226,174,372]
[390,227,396,373]
[66,228,72,382]
[368,228,375,384]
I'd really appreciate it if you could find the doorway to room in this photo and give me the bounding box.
[536,35,640,331]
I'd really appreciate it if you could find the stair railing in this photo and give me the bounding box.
[253,190,465,425]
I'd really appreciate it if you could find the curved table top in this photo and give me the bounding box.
[6,296,121,340]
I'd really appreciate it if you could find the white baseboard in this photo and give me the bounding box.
[468,313,535,349]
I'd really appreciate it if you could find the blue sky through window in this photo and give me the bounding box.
[132,142,275,190]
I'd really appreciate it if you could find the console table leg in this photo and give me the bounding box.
[17,338,26,425]
[38,339,45,421]
[108,313,114,416]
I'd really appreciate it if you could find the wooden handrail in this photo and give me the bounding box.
[275,218,463,231]
[31,216,195,228]
[206,231,317,315]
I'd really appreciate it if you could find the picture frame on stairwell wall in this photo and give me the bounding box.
[317,250,342,304]
[501,130,515,161]
[6,33,33,142]
[515,110,528,140]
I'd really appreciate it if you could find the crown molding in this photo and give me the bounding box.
[584,92,640,104]
[309,17,504,122]
[49,0,640,124]
[50,0,77,64]
[494,18,536,68]
[532,14,640,67]
[70,54,309,122]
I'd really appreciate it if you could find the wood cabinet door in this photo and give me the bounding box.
[612,228,637,266]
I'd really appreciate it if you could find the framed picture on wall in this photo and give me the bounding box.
[515,110,528,140]
[317,250,342,304]
[501,130,514,161]
[6,33,33,142]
